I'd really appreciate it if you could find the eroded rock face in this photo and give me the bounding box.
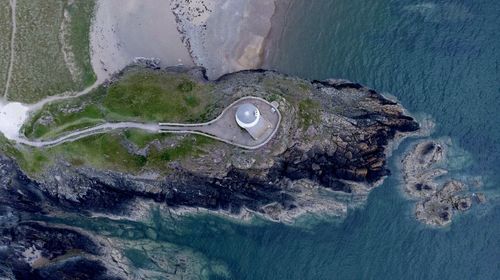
[401,140,484,226]
[1,68,419,277]
[0,155,121,279]
[0,155,225,279]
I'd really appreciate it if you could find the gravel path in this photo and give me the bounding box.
[16,122,160,148]
[3,0,16,100]
[17,97,281,150]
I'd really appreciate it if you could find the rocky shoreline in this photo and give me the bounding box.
[1,68,419,278]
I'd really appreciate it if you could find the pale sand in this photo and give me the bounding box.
[91,0,194,82]
[172,0,276,79]
[261,0,293,68]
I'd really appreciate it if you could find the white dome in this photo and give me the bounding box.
[235,103,260,128]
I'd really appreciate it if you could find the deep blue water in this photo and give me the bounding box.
[207,0,500,278]
[266,0,500,181]
[61,0,500,278]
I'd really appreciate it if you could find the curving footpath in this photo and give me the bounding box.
[16,122,160,148]
[159,96,281,149]
[16,97,281,150]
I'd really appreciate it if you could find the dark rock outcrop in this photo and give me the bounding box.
[0,155,123,279]
[401,140,485,226]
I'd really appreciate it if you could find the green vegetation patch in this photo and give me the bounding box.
[17,68,218,175]
[23,86,107,139]
[124,129,172,149]
[0,134,51,174]
[9,0,73,102]
[7,0,96,103]
[28,133,146,174]
[54,133,147,172]
[64,0,97,87]
[103,70,212,122]
[298,99,321,128]
[261,76,320,129]
[151,134,215,163]
[23,69,214,140]
[4,132,216,176]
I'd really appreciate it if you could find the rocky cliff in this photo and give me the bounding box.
[0,68,419,278]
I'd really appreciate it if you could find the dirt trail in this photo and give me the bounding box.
[3,0,16,100]
[29,79,101,111]
[60,4,79,83]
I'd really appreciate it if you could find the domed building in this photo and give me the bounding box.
[235,103,260,128]
[235,103,271,140]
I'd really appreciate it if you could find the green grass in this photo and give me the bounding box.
[15,69,219,175]
[262,76,321,128]
[267,93,282,102]
[23,86,107,139]
[177,79,195,92]
[103,70,212,122]
[124,129,172,148]
[54,133,148,171]
[2,131,216,176]
[144,134,215,169]
[3,133,147,174]
[158,135,214,161]
[298,99,321,128]
[7,0,96,103]
[9,0,73,102]
[65,0,96,87]
[23,70,214,140]
[0,134,51,174]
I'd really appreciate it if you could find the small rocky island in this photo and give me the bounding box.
[0,67,420,278]
[401,140,486,226]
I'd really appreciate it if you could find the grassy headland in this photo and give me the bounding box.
[16,68,216,175]
[24,68,214,140]
[10,67,322,176]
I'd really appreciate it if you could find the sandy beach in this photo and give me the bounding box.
[171,0,277,79]
[91,0,282,80]
[261,0,293,69]
[90,0,194,82]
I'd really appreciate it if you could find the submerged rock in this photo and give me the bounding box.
[402,140,485,226]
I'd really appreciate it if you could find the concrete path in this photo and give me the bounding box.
[159,96,281,149]
[17,97,281,150]
[16,122,159,148]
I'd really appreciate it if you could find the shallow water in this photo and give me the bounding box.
[56,0,500,278]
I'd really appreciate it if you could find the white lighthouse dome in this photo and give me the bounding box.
[235,103,260,128]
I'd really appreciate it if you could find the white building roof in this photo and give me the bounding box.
[235,103,260,128]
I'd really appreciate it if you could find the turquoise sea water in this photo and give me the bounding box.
[58,0,500,278]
